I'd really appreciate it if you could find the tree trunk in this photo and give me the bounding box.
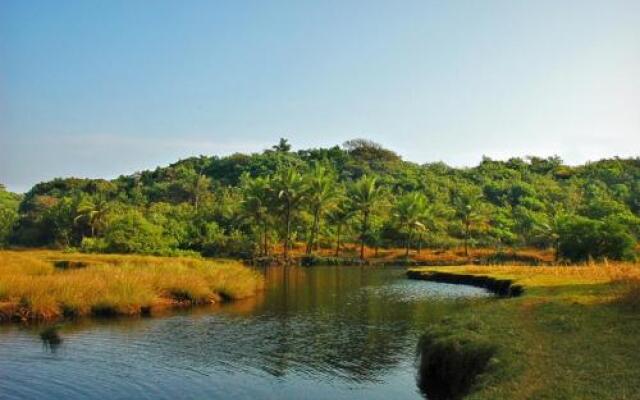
[405,235,410,257]
[464,217,470,257]
[417,233,422,255]
[306,209,319,255]
[284,201,291,260]
[314,220,321,251]
[263,221,268,256]
[405,226,413,257]
[335,224,341,257]
[360,211,369,260]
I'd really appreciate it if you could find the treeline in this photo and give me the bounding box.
[1,139,639,261]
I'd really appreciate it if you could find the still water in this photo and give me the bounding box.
[0,266,489,400]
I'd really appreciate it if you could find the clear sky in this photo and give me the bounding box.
[1,0,639,192]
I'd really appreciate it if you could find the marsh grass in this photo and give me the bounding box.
[0,250,264,322]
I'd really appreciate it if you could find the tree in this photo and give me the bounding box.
[273,167,307,260]
[272,138,292,153]
[326,205,353,257]
[102,209,172,254]
[0,185,20,247]
[240,173,272,256]
[42,197,76,247]
[452,187,484,257]
[539,213,562,262]
[349,175,385,260]
[304,163,341,255]
[74,197,111,238]
[557,214,636,261]
[393,192,430,256]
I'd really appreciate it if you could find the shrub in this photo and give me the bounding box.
[102,210,175,254]
[558,215,636,261]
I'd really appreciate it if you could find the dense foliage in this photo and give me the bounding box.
[4,139,639,261]
[0,184,21,247]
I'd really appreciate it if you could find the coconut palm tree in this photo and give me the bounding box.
[74,197,111,238]
[452,188,483,257]
[273,167,307,260]
[349,175,384,260]
[393,192,429,257]
[326,205,352,257]
[304,164,341,255]
[240,173,272,256]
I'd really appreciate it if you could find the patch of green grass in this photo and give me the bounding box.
[417,323,497,400]
[411,267,640,399]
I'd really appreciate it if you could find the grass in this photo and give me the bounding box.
[417,325,497,400]
[409,263,640,399]
[0,250,264,322]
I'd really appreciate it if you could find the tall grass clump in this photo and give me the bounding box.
[0,250,263,322]
[417,324,497,400]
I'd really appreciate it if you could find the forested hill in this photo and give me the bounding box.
[1,139,639,261]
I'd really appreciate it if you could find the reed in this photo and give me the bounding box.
[0,250,264,322]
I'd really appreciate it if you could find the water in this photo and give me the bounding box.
[0,266,490,400]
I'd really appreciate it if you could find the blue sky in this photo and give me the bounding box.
[1,0,639,192]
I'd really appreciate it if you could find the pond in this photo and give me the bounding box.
[0,266,490,400]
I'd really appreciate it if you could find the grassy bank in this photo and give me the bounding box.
[409,264,640,400]
[0,250,264,322]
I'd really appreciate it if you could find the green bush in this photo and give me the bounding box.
[102,210,175,254]
[80,237,109,253]
[558,215,636,261]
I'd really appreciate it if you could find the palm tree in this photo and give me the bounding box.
[326,205,352,257]
[452,188,483,257]
[74,197,111,238]
[304,164,340,255]
[240,174,272,256]
[393,192,429,257]
[349,175,384,260]
[273,167,307,260]
[540,212,564,262]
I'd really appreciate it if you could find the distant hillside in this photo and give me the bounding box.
[4,139,640,261]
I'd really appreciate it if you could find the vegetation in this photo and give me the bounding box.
[0,250,264,322]
[417,326,497,400]
[410,264,640,399]
[2,139,639,262]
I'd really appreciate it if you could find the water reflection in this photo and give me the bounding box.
[0,266,489,400]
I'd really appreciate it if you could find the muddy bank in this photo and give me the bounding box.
[416,326,497,400]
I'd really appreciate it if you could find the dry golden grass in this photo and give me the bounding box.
[0,250,264,322]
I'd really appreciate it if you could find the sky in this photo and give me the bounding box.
[1,0,639,193]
